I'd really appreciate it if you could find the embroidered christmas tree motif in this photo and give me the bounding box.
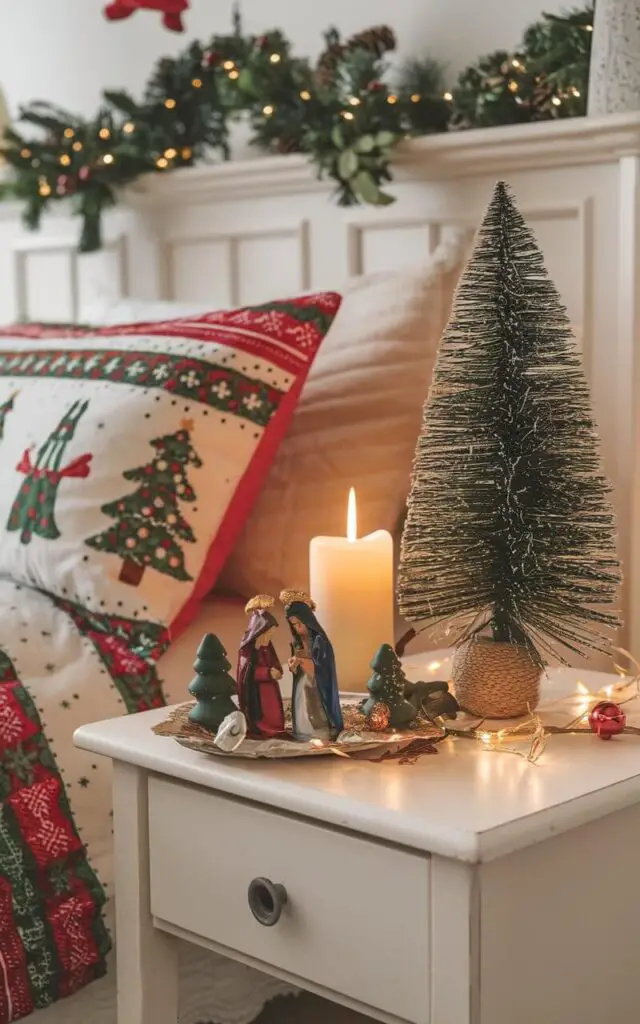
[7,400,93,545]
[0,389,18,441]
[51,594,169,713]
[85,418,202,587]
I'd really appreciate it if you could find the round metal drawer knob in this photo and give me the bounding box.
[248,877,288,926]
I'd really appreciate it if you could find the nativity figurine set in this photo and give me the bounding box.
[187,589,459,754]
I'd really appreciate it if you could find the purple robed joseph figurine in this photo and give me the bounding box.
[237,595,285,739]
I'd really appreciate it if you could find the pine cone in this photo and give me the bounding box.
[276,135,301,154]
[315,43,344,88]
[346,25,396,58]
[530,74,555,117]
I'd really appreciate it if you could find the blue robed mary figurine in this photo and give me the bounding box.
[280,589,344,741]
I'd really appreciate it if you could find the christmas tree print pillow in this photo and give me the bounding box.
[0,293,340,630]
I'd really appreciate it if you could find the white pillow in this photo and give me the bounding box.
[218,235,466,599]
[80,297,217,326]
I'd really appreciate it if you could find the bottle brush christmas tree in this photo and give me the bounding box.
[361,643,416,728]
[397,181,620,719]
[188,633,238,732]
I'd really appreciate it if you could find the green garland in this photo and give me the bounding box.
[0,5,593,253]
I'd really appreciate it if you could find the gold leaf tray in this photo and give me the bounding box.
[153,700,441,760]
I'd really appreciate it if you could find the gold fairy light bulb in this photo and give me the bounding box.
[72,141,83,151]
[348,96,361,106]
[164,98,177,109]
[102,153,115,164]
[20,147,31,158]
[63,127,75,139]
[262,104,274,116]
[387,94,398,105]
[223,60,235,70]
[228,69,239,80]
[181,146,193,160]
[341,110,355,120]
[192,78,203,89]
[123,121,135,134]
[59,154,71,166]
[443,91,453,101]
[98,127,111,140]
[164,147,177,159]
[411,93,421,102]
[270,53,281,64]
[300,90,311,101]
[551,96,562,106]
[508,80,519,93]
[156,156,169,169]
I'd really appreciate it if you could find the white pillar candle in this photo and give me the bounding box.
[309,489,394,693]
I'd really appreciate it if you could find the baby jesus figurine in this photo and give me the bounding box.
[237,595,285,739]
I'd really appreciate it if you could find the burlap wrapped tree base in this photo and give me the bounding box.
[452,638,541,719]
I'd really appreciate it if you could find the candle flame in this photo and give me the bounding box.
[347,487,357,542]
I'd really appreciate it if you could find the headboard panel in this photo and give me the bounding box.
[1,112,640,656]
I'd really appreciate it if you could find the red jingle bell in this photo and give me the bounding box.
[588,701,626,740]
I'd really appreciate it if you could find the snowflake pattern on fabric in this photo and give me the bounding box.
[7,401,92,545]
[0,663,111,1022]
[85,420,202,587]
[0,349,282,427]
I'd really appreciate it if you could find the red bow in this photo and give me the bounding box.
[16,450,92,481]
[103,0,188,32]
[60,453,93,479]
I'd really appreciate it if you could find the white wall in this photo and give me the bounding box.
[0,0,567,119]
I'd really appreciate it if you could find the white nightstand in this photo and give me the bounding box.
[74,657,640,1024]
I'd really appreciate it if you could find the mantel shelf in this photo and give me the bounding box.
[3,111,639,218]
[127,111,640,205]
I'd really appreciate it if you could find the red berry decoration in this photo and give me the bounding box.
[366,702,391,732]
[588,701,626,740]
[56,174,75,196]
[78,165,92,182]
[203,50,219,67]
[368,80,385,92]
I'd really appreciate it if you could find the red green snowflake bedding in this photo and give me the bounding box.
[0,295,342,1019]
[0,578,168,1022]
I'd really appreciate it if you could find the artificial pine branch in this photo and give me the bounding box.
[0,6,594,253]
[397,182,620,669]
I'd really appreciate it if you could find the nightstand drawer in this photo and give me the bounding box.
[148,776,431,1023]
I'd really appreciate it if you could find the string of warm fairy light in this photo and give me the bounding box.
[447,647,640,764]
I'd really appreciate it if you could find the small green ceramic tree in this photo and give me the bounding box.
[188,633,237,732]
[361,643,416,729]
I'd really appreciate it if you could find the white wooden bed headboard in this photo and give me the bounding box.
[1,111,640,658]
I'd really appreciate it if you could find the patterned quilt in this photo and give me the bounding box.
[0,578,168,1022]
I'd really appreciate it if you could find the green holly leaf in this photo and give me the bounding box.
[374,130,397,150]
[331,124,345,150]
[352,170,380,204]
[237,68,256,95]
[338,148,359,180]
[354,134,375,153]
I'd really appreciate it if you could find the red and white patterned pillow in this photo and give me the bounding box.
[0,293,340,632]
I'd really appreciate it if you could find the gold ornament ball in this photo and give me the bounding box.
[366,702,391,732]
